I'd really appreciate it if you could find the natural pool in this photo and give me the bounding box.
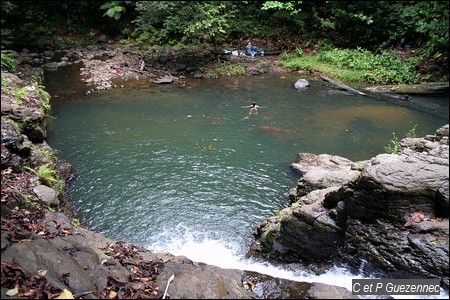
[45,70,448,292]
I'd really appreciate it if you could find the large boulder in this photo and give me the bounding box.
[342,125,449,286]
[252,124,449,286]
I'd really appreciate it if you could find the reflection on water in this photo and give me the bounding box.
[46,72,448,294]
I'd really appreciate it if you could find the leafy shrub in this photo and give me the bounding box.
[15,87,29,105]
[280,46,424,84]
[27,163,57,187]
[215,61,246,76]
[384,124,417,154]
[384,132,400,154]
[1,50,18,71]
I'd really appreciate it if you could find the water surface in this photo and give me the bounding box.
[46,71,448,293]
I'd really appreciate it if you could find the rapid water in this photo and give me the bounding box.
[45,70,448,297]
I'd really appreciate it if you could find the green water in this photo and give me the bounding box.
[46,72,448,277]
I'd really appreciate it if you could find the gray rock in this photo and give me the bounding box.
[291,153,360,196]
[42,62,59,71]
[33,184,60,206]
[153,74,177,84]
[1,239,98,294]
[306,283,357,299]
[253,124,449,286]
[294,78,310,90]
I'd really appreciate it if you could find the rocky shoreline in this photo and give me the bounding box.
[21,43,287,95]
[2,44,448,298]
[250,125,449,288]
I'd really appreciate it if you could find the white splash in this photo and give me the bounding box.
[146,227,448,299]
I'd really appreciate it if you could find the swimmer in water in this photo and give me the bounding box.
[241,102,266,110]
[241,102,266,119]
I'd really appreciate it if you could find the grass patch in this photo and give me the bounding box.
[279,47,423,84]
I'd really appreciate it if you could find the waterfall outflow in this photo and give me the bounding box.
[146,227,449,299]
[146,229,360,288]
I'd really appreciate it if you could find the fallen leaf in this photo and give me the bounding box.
[60,229,72,235]
[56,288,74,299]
[6,287,18,296]
[109,290,117,299]
[54,219,62,228]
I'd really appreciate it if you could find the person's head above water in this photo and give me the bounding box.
[252,102,256,107]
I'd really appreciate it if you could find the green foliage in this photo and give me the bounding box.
[261,1,301,15]
[384,132,400,154]
[119,39,131,45]
[134,1,238,45]
[133,28,155,45]
[261,228,277,248]
[280,46,424,84]
[215,61,246,76]
[256,61,270,73]
[27,163,58,188]
[4,118,21,133]
[0,0,447,73]
[11,75,51,110]
[415,2,449,56]
[100,1,134,21]
[15,86,29,105]
[1,1,17,48]
[1,50,17,71]
[384,124,417,155]
[276,209,283,218]
[20,193,33,206]
[31,76,51,111]
[405,124,417,139]
[1,1,107,50]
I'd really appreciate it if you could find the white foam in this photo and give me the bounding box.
[146,227,448,299]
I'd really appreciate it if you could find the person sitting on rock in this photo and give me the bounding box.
[245,42,257,57]
[139,59,145,71]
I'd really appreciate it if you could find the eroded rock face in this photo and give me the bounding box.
[342,125,449,286]
[252,124,449,286]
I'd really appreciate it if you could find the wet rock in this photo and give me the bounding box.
[294,78,310,90]
[153,74,177,84]
[43,62,59,71]
[154,262,255,299]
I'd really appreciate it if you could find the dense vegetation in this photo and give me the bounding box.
[1,1,449,83]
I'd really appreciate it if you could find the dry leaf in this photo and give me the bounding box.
[109,290,117,299]
[60,229,72,235]
[56,288,74,299]
[54,219,62,228]
[6,287,18,297]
